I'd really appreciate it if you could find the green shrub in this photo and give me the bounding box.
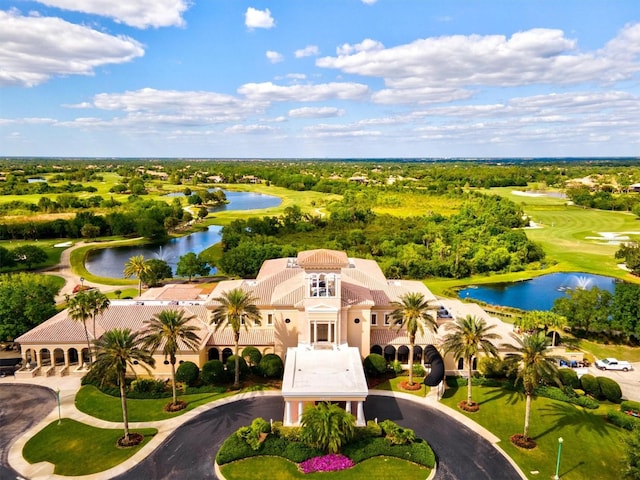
[391,360,403,375]
[535,385,599,409]
[379,419,416,445]
[175,361,199,387]
[621,400,640,415]
[478,357,506,378]
[258,353,284,378]
[343,436,435,468]
[597,376,623,403]
[607,411,640,431]
[412,363,425,377]
[272,422,302,442]
[130,378,167,397]
[201,360,228,385]
[580,374,601,398]
[558,368,580,389]
[242,346,262,367]
[226,355,250,380]
[363,353,387,377]
[237,418,271,451]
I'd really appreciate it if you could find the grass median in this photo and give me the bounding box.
[23,419,157,476]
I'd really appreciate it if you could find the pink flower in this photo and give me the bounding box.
[299,454,354,473]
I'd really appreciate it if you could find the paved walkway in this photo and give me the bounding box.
[0,375,526,480]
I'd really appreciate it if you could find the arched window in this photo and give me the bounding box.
[413,345,423,363]
[370,345,383,355]
[310,273,336,297]
[208,348,220,361]
[457,358,464,370]
[222,348,233,363]
[397,345,409,364]
[383,345,396,363]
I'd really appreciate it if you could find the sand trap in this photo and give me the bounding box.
[511,190,545,197]
[53,241,72,248]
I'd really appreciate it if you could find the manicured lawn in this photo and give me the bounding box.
[440,382,628,480]
[369,375,430,398]
[576,338,640,363]
[76,385,232,421]
[220,455,431,480]
[23,418,156,476]
[75,384,270,422]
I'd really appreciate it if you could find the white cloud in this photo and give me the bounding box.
[295,45,319,58]
[318,25,640,89]
[33,0,191,28]
[237,81,369,102]
[0,10,144,87]
[87,88,267,126]
[288,107,344,118]
[303,123,381,138]
[224,124,277,134]
[372,86,474,105]
[361,0,377,4]
[245,7,275,30]
[266,50,284,63]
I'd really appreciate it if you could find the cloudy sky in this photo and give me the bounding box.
[1,1,639,158]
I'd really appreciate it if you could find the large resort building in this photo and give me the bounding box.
[15,249,521,425]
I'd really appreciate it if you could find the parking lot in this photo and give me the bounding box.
[587,362,640,401]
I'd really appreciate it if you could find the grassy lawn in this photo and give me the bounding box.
[23,418,156,476]
[369,375,430,398]
[75,384,277,422]
[575,339,640,362]
[220,455,431,480]
[440,382,628,480]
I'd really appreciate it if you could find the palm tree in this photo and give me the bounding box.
[66,292,93,364]
[85,289,110,341]
[441,315,500,408]
[211,288,261,388]
[515,310,567,347]
[91,328,155,445]
[503,331,560,445]
[141,309,201,407]
[123,255,150,297]
[300,402,355,454]
[388,292,438,386]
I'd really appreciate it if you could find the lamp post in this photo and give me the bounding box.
[56,388,62,425]
[80,277,84,288]
[554,437,564,480]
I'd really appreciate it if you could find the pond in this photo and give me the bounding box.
[85,189,281,279]
[457,272,618,311]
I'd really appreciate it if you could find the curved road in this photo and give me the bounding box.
[0,385,56,479]
[114,395,521,480]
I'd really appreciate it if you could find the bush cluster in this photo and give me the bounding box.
[597,377,623,403]
[258,353,284,378]
[621,400,640,415]
[557,368,581,389]
[363,353,387,377]
[342,437,435,467]
[379,419,416,445]
[201,360,228,385]
[580,374,601,397]
[175,361,200,387]
[242,346,262,367]
[607,411,640,431]
[534,385,599,409]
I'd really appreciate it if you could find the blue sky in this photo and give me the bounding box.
[1,1,639,158]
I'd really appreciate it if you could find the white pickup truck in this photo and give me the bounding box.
[595,358,633,372]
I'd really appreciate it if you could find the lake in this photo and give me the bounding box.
[457,272,618,311]
[85,190,281,278]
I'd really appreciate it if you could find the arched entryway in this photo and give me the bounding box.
[222,348,233,364]
[397,345,409,364]
[370,345,382,356]
[383,345,396,363]
[208,347,220,361]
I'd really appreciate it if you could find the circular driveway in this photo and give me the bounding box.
[0,384,56,479]
[114,395,521,480]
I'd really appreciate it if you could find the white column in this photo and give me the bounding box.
[64,349,70,367]
[345,401,352,415]
[36,350,42,367]
[297,401,304,425]
[284,401,292,426]
[356,401,366,427]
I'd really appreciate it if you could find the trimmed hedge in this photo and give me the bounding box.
[477,357,506,378]
[597,376,622,403]
[607,410,640,431]
[226,355,250,380]
[216,432,322,465]
[535,385,599,409]
[242,346,262,367]
[343,437,435,467]
[258,353,284,378]
[201,360,228,385]
[557,368,580,389]
[363,353,387,377]
[175,361,200,387]
[621,400,640,415]
[580,374,601,398]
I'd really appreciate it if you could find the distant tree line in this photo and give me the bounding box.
[218,193,545,279]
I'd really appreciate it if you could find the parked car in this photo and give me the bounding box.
[595,358,633,372]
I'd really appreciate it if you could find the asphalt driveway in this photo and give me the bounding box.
[0,384,56,480]
[114,395,521,480]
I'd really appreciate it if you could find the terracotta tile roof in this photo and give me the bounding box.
[297,249,349,269]
[370,328,438,346]
[206,328,275,347]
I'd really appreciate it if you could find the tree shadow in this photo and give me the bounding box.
[533,401,611,440]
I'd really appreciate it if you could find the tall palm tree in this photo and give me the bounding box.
[388,292,438,386]
[441,315,500,408]
[300,402,355,454]
[211,288,261,388]
[91,328,155,445]
[503,331,560,444]
[515,310,567,347]
[85,289,110,341]
[123,255,150,297]
[66,292,93,364]
[141,309,201,407]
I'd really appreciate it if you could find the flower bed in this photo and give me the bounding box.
[299,454,354,473]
